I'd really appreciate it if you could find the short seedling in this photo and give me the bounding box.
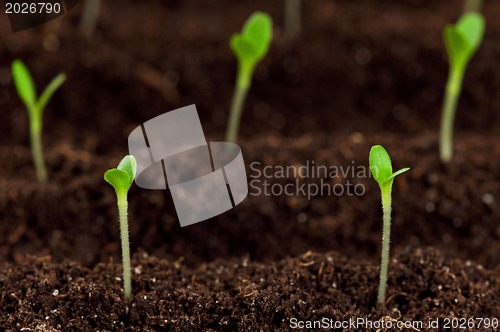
[11,60,66,182]
[440,13,485,163]
[104,155,137,298]
[226,11,272,143]
[369,145,410,307]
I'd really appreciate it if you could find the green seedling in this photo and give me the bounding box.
[463,0,483,14]
[226,11,272,143]
[80,0,101,35]
[11,60,66,182]
[369,145,410,307]
[104,155,137,298]
[440,13,485,163]
[285,0,301,38]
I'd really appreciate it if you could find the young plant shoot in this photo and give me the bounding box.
[285,0,301,38]
[104,155,137,298]
[369,145,410,307]
[79,0,102,35]
[226,11,272,143]
[463,0,483,14]
[440,13,485,163]
[11,60,66,183]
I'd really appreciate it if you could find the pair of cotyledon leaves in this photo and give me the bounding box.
[11,60,66,124]
[230,12,272,77]
[369,146,410,188]
[104,155,137,195]
[444,13,485,72]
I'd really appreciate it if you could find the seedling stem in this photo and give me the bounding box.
[440,69,463,163]
[378,183,392,306]
[30,123,47,182]
[80,0,101,35]
[226,84,249,144]
[285,0,301,38]
[117,189,132,298]
[463,0,483,13]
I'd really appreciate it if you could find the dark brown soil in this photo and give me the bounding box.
[1,248,498,331]
[0,0,499,329]
[1,131,499,270]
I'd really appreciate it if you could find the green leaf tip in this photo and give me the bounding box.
[230,11,273,81]
[369,145,409,186]
[12,60,37,111]
[444,12,485,71]
[456,13,485,51]
[37,73,66,114]
[104,155,137,193]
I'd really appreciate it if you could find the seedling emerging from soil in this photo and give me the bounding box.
[463,0,483,14]
[80,0,102,35]
[226,11,272,143]
[440,13,485,163]
[11,60,66,183]
[369,145,410,307]
[104,155,137,298]
[285,0,301,38]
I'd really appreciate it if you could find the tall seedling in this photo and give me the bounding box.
[440,13,485,163]
[80,0,102,35]
[226,12,272,143]
[285,0,301,38]
[463,0,483,14]
[11,60,66,182]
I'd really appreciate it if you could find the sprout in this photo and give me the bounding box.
[79,0,102,36]
[285,0,301,38]
[225,11,273,143]
[463,0,483,14]
[104,155,137,298]
[369,145,410,307]
[11,60,66,183]
[440,13,485,163]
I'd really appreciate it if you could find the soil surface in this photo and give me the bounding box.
[0,0,499,329]
[1,248,498,331]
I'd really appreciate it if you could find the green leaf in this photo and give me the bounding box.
[386,167,410,183]
[231,36,258,65]
[11,60,37,113]
[369,145,393,185]
[456,12,485,52]
[104,169,131,194]
[444,13,485,71]
[230,11,272,86]
[118,155,137,189]
[444,25,468,70]
[104,155,137,193]
[241,12,272,60]
[37,73,66,116]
